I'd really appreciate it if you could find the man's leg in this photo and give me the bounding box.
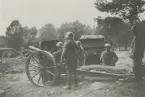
[132,40,144,81]
[133,58,143,81]
[73,70,78,87]
[67,70,72,89]
[0,51,3,63]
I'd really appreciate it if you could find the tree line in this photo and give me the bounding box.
[4,19,136,51]
[5,20,94,50]
[5,0,145,51]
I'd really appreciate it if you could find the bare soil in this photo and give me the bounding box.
[1,51,145,97]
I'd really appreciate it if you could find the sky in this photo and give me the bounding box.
[0,0,107,35]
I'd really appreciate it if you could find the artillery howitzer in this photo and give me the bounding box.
[25,34,137,87]
[25,46,137,87]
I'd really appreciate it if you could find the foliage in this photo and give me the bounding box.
[95,0,145,23]
[94,16,123,35]
[22,26,38,38]
[94,16,132,47]
[6,20,24,38]
[22,26,38,48]
[38,24,57,43]
[5,21,39,50]
[58,21,93,40]
[5,20,24,50]
[94,0,145,49]
[29,26,38,37]
[22,26,29,38]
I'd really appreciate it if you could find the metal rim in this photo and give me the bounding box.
[25,51,57,87]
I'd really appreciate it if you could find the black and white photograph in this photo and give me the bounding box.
[0,0,145,97]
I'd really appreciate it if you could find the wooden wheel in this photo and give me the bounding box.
[25,51,57,87]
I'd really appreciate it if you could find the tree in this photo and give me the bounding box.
[94,16,122,35]
[22,26,38,38]
[38,24,57,43]
[58,21,93,40]
[95,0,145,79]
[22,26,29,38]
[94,16,132,50]
[5,20,24,50]
[22,26,39,48]
[94,0,145,49]
[95,0,145,23]
[29,26,38,37]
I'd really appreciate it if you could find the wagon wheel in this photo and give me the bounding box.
[25,51,57,87]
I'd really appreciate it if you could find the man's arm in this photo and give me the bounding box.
[100,51,104,61]
[60,48,67,62]
[60,41,69,62]
[113,52,118,62]
[100,51,104,64]
[131,25,137,36]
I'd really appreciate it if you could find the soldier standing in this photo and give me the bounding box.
[76,41,87,66]
[53,42,63,83]
[60,32,79,89]
[130,19,145,81]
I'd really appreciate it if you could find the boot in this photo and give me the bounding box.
[133,60,143,82]
[74,75,78,88]
[66,72,72,90]
[63,84,72,90]
[134,68,143,82]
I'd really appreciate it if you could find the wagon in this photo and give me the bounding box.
[80,35,105,65]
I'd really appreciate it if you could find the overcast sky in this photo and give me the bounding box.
[0,0,107,35]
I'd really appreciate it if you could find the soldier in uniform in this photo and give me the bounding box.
[53,42,63,63]
[130,19,145,81]
[100,43,118,66]
[60,32,79,89]
[52,42,63,83]
[76,41,87,66]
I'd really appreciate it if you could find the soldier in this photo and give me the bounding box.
[76,41,87,66]
[53,42,63,63]
[60,32,79,89]
[100,43,118,66]
[130,19,145,81]
[0,51,3,63]
[56,42,63,49]
[53,42,63,83]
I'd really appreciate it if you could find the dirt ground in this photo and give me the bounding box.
[1,51,145,97]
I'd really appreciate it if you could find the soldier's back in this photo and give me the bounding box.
[64,40,78,64]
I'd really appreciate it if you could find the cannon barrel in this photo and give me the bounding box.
[29,46,56,64]
[0,48,13,51]
[29,46,41,52]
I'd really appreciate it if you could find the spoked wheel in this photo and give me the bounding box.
[25,51,57,87]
